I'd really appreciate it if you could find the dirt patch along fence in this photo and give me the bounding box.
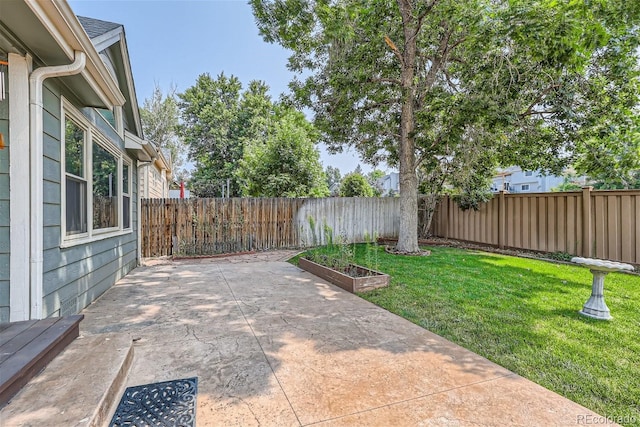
[140,197,400,257]
[426,187,640,265]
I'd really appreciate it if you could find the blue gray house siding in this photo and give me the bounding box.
[0,68,9,322]
[40,80,138,318]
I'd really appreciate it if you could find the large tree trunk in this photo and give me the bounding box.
[398,156,419,252]
[395,0,420,253]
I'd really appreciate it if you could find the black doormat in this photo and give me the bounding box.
[110,377,198,427]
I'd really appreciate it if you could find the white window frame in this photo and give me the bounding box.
[61,98,133,248]
[524,171,533,176]
[94,107,118,134]
[122,159,132,230]
[91,133,121,236]
[521,184,530,191]
[61,105,90,242]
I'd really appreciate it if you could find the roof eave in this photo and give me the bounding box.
[25,0,126,108]
[118,33,143,137]
[124,130,153,162]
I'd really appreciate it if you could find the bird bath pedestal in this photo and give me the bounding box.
[571,257,634,320]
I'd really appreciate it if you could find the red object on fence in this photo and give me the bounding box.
[179,181,185,199]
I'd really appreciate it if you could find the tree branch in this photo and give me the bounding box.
[443,69,460,92]
[448,56,468,65]
[520,110,559,117]
[415,134,444,169]
[449,36,467,51]
[384,35,405,66]
[424,24,452,91]
[370,76,402,86]
[519,84,561,118]
[415,0,440,36]
[360,98,400,111]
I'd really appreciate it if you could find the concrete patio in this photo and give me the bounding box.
[1,251,609,426]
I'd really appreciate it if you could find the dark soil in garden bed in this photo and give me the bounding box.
[303,256,384,278]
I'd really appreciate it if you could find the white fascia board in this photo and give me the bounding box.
[154,149,172,174]
[124,137,143,151]
[124,130,145,148]
[81,18,143,137]
[90,27,124,53]
[125,131,153,161]
[24,0,125,107]
[118,34,143,136]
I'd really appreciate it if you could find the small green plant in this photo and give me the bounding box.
[334,230,353,270]
[363,231,380,271]
[303,222,356,272]
[308,216,318,246]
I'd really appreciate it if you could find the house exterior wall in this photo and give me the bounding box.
[379,172,399,196]
[168,189,190,199]
[40,80,138,317]
[491,167,564,193]
[0,68,9,322]
[139,164,168,199]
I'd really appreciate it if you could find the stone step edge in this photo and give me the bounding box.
[0,333,134,427]
[89,337,134,427]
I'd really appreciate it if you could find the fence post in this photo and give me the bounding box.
[582,186,593,257]
[172,236,178,256]
[499,190,506,249]
[444,195,450,239]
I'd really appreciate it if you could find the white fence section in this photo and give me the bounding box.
[296,197,401,246]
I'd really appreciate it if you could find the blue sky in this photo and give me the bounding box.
[69,0,379,174]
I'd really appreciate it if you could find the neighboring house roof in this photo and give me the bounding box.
[152,143,172,179]
[160,147,172,165]
[76,16,121,38]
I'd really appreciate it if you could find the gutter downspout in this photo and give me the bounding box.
[29,51,86,319]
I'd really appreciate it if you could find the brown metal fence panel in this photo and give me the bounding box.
[426,188,640,264]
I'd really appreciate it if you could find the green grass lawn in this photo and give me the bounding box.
[295,245,640,425]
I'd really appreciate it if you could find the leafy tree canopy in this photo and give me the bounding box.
[140,84,187,183]
[179,73,328,197]
[340,172,375,197]
[251,0,640,251]
[238,107,330,197]
[325,165,342,195]
[178,73,247,197]
[367,169,386,196]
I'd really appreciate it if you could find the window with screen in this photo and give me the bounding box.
[93,141,119,230]
[62,99,133,245]
[123,163,131,229]
[65,118,87,235]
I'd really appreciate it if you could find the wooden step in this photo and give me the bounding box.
[0,315,83,407]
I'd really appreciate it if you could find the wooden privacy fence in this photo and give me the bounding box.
[428,187,640,265]
[141,197,401,257]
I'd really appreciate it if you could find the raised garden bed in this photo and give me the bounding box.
[298,257,390,293]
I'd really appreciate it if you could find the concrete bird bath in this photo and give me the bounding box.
[571,257,634,320]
